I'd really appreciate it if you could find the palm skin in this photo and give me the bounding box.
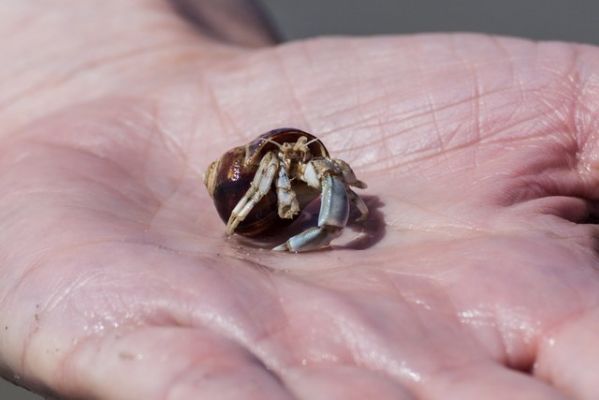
[2,2,599,399]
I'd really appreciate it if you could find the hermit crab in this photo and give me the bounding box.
[203,128,368,252]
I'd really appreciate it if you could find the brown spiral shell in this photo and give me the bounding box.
[204,128,330,236]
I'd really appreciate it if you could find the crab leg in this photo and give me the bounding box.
[273,174,349,252]
[226,152,278,235]
[275,163,300,219]
[334,159,367,189]
[349,188,369,221]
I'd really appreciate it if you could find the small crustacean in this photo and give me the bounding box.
[204,128,368,252]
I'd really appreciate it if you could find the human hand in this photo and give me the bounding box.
[1,1,599,399]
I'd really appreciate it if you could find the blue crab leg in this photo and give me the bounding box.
[273,174,349,252]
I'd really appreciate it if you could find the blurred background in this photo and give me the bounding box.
[263,0,598,43]
[2,0,598,399]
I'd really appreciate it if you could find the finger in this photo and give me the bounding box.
[284,365,416,400]
[58,326,294,400]
[1,0,274,48]
[535,308,599,399]
[171,0,280,46]
[422,362,568,400]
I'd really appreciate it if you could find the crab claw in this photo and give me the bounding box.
[274,174,349,252]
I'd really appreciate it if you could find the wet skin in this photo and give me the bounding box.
[1,1,599,399]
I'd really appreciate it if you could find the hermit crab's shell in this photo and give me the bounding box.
[204,128,330,237]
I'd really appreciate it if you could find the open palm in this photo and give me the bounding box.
[2,2,599,399]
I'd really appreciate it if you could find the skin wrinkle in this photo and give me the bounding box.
[136,261,296,372]
[0,41,201,116]
[457,303,511,370]
[0,235,92,330]
[52,328,99,398]
[37,151,160,220]
[271,40,396,133]
[491,37,531,137]
[325,83,534,157]
[285,366,417,400]
[505,161,597,211]
[344,39,381,145]
[151,101,194,171]
[450,35,488,175]
[71,205,152,229]
[531,91,580,158]
[309,77,464,136]
[21,139,156,203]
[570,45,598,168]
[161,349,214,400]
[146,179,195,237]
[350,39,399,171]
[55,326,169,398]
[9,241,150,382]
[160,350,294,400]
[273,47,311,131]
[139,120,171,201]
[0,10,40,37]
[373,93,397,176]
[426,361,564,399]
[0,4,238,135]
[379,191,486,235]
[16,243,248,393]
[432,121,470,159]
[324,301,430,393]
[324,285,459,386]
[362,107,563,174]
[298,40,317,72]
[412,39,448,159]
[391,283,462,368]
[23,109,205,221]
[492,303,529,369]
[68,173,156,220]
[202,73,247,143]
[8,236,231,387]
[504,138,576,179]
[490,36,518,96]
[151,103,191,165]
[15,259,66,377]
[214,272,286,353]
[227,294,315,380]
[535,305,599,387]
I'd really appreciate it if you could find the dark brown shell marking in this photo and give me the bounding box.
[205,128,329,237]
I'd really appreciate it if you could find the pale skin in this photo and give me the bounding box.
[1,1,599,399]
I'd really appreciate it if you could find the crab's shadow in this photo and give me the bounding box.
[236,195,386,251]
[342,195,386,250]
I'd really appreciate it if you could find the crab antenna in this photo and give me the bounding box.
[264,138,283,150]
[305,137,319,146]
